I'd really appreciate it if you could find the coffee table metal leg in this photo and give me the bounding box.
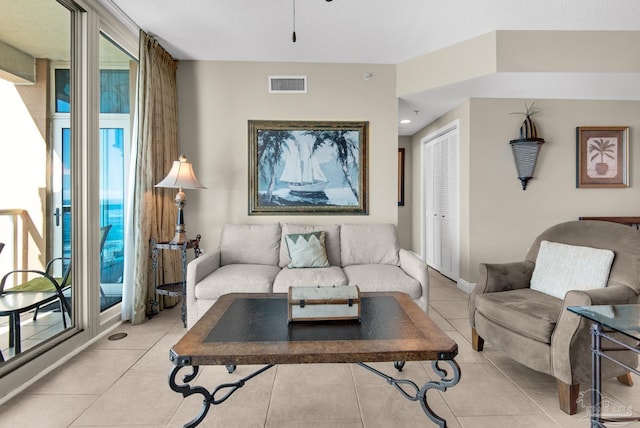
[358,359,461,427]
[421,360,462,427]
[169,364,274,428]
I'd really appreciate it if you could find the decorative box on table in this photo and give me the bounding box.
[288,285,361,323]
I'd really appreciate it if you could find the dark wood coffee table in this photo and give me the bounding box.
[169,292,460,427]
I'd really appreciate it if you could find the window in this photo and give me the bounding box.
[0,0,138,392]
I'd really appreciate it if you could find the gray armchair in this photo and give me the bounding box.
[469,220,640,414]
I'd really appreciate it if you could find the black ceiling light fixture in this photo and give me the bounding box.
[292,0,333,43]
[292,0,297,42]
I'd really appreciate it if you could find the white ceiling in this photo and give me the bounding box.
[107,0,640,134]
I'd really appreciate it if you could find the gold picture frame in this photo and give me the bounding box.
[249,120,369,215]
[576,126,629,188]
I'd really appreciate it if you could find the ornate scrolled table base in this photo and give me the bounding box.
[169,293,460,428]
[358,360,461,428]
[169,359,460,428]
[169,363,275,428]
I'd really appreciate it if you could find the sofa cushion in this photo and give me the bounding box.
[285,231,330,268]
[530,240,614,300]
[342,264,420,298]
[279,223,341,267]
[193,264,280,299]
[220,223,281,266]
[475,288,564,344]
[272,266,348,292]
[340,224,400,267]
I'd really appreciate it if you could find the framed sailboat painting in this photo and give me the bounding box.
[249,120,369,214]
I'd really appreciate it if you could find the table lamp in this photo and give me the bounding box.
[155,154,206,244]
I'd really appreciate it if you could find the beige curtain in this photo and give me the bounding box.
[130,31,181,324]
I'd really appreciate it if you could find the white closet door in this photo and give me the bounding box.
[432,142,442,271]
[441,129,459,280]
[424,143,436,267]
[424,124,459,281]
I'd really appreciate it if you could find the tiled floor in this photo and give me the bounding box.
[0,270,639,427]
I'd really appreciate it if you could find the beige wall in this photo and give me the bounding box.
[411,98,640,285]
[397,32,497,97]
[177,61,398,249]
[397,31,640,98]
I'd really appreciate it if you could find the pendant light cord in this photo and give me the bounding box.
[292,0,297,42]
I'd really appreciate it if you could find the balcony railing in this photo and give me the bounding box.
[0,209,45,285]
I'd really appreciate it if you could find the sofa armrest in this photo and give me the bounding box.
[186,248,221,300]
[551,285,638,384]
[469,261,534,327]
[399,249,429,311]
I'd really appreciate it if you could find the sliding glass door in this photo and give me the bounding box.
[0,0,138,383]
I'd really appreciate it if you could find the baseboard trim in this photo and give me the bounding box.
[457,278,475,294]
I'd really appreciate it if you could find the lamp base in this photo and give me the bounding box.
[169,191,187,244]
[169,230,187,245]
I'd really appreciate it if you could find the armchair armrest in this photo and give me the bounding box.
[476,261,535,295]
[551,285,638,384]
[399,249,429,311]
[469,261,534,327]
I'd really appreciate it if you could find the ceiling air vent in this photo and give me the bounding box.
[269,76,307,93]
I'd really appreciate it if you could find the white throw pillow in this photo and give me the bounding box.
[530,240,614,300]
[285,231,330,268]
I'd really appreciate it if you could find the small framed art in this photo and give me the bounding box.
[576,126,629,188]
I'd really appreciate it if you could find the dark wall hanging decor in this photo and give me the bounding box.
[509,103,545,190]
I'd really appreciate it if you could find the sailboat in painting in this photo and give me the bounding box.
[280,138,329,195]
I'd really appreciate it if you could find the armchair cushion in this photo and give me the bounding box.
[475,288,564,343]
[6,275,68,292]
[530,240,614,300]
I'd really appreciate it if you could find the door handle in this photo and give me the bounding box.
[54,208,61,226]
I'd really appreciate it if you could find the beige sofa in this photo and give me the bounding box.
[186,223,428,329]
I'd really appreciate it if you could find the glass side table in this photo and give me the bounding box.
[150,235,201,327]
[567,304,640,427]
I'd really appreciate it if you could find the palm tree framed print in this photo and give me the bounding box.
[249,120,368,214]
[576,126,629,188]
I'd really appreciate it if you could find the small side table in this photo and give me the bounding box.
[150,234,201,327]
[567,304,640,427]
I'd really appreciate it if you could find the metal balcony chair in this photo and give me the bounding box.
[0,225,112,358]
[0,260,71,357]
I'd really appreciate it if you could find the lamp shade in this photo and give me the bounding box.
[155,154,206,190]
